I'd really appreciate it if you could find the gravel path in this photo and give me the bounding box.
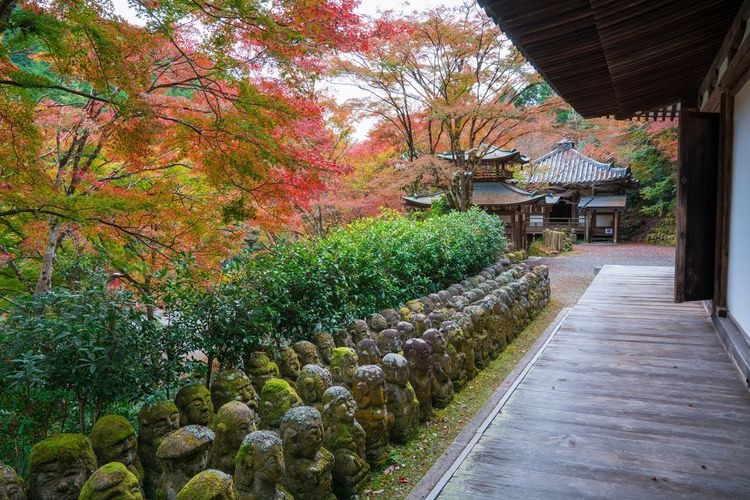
[533,243,675,307]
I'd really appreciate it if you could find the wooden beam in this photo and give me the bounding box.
[713,93,734,316]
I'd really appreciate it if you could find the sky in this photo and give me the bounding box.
[109,0,469,140]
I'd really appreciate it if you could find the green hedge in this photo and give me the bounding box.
[236,208,506,342]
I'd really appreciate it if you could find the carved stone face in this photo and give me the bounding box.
[211,370,258,411]
[157,425,215,478]
[280,407,323,459]
[0,465,26,500]
[276,347,301,381]
[176,384,214,426]
[296,365,332,407]
[213,401,258,472]
[236,431,285,489]
[176,470,236,500]
[353,365,386,408]
[404,338,431,371]
[322,386,356,424]
[29,434,97,500]
[314,332,335,365]
[355,339,381,366]
[292,341,320,366]
[259,378,301,429]
[79,462,142,500]
[89,415,138,469]
[139,402,180,446]
[330,347,358,387]
[382,353,409,387]
[422,329,446,355]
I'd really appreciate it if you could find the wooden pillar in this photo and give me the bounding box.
[585,210,591,243]
[613,210,620,243]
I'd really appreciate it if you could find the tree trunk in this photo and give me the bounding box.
[34,217,62,294]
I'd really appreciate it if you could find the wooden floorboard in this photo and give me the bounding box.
[433,266,750,499]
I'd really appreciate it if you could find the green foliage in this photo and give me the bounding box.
[230,208,505,345]
[628,130,677,217]
[428,195,451,217]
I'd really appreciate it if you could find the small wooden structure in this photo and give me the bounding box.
[524,139,633,243]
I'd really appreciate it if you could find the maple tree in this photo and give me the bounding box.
[0,0,360,296]
[334,3,559,210]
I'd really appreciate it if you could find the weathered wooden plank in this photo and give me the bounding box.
[433,266,750,499]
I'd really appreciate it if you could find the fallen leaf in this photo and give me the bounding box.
[399,477,410,484]
[384,465,399,475]
[688,403,695,408]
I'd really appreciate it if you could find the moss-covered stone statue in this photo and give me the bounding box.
[210,369,259,411]
[155,425,214,500]
[373,328,402,355]
[422,329,454,408]
[138,401,180,499]
[347,319,370,344]
[333,328,355,349]
[355,338,381,366]
[28,433,97,500]
[234,431,291,500]
[291,340,320,367]
[314,331,336,366]
[403,338,433,422]
[175,384,214,427]
[89,415,142,484]
[439,321,468,391]
[380,308,401,328]
[244,351,281,393]
[396,320,415,344]
[209,401,258,475]
[321,386,369,499]
[280,406,335,500]
[382,353,419,444]
[79,462,143,500]
[176,469,236,500]
[352,365,392,467]
[330,347,358,389]
[273,346,301,390]
[366,313,388,333]
[296,364,333,411]
[258,378,302,431]
[0,464,25,500]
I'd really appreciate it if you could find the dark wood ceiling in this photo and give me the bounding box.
[479,0,743,118]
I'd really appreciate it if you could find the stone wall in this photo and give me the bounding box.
[543,228,576,253]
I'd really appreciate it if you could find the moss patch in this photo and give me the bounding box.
[176,469,233,500]
[90,415,135,452]
[29,433,97,474]
[361,300,562,499]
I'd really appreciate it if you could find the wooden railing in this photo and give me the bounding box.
[526,217,584,234]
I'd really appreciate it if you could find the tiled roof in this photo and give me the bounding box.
[403,182,547,208]
[437,146,529,164]
[526,140,631,186]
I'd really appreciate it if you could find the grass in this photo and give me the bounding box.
[361,299,564,499]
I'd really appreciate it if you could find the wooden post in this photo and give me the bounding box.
[585,210,591,243]
[613,210,619,243]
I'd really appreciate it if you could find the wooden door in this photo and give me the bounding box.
[675,110,720,302]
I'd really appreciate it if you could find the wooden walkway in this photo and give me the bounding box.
[430,266,750,499]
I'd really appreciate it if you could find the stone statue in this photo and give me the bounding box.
[314,332,336,365]
[333,328,355,349]
[175,384,214,427]
[292,340,320,366]
[422,329,454,408]
[403,338,433,422]
[355,338,381,366]
[138,401,180,499]
[89,415,142,483]
[211,369,259,411]
[396,321,415,344]
[176,469,236,499]
[367,313,388,333]
[440,321,468,391]
[330,347,358,389]
[373,328,402,355]
[410,313,430,336]
[352,365,392,467]
[28,433,97,500]
[209,401,258,474]
[0,464,25,500]
[280,406,335,500]
[347,319,370,344]
[380,309,401,328]
[235,431,291,500]
[258,378,302,431]
[274,347,301,390]
[244,352,281,393]
[321,386,369,499]
[382,353,419,444]
[296,364,333,411]
[155,425,214,500]
[79,462,143,500]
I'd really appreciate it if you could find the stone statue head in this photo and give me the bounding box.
[404,338,432,372]
[314,332,335,365]
[279,406,324,460]
[374,328,402,355]
[352,365,386,409]
[330,347,358,388]
[78,462,142,500]
[367,313,388,333]
[396,321,415,343]
[210,401,258,474]
[156,425,215,478]
[0,464,25,500]
[234,431,285,493]
[382,353,410,387]
[138,401,180,449]
[89,415,137,470]
[296,364,333,409]
[274,346,301,381]
[244,351,280,392]
[333,328,354,348]
[348,320,370,343]
[291,341,320,366]
[355,338,381,366]
[321,386,357,426]
[210,369,258,411]
[258,378,302,430]
[28,433,97,500]
[380,308,401,328]
[422,328,446,355]
[175,384,214,427]
[176,469,236,500]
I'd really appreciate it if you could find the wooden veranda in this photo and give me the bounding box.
[418,266,750,499]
